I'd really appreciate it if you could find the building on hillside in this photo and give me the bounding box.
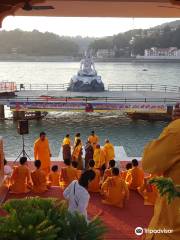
[96,49,115,58]
[144,47,180,57]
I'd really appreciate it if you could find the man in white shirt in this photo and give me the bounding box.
[63,170,95,221]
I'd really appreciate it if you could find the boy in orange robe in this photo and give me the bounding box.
[137,174,157,206]
[34,132,51,175]
[121,162,132,181]
[88,130,99,149]
[72,161,82,179]
[88,160,101,193]
[126,159,144,190]
[48,165,60,186]
[93,144,107,173]
[10,156,31,194]
[31,160,49,193]
[60,158,78,188]
[103,139,115,164]
[101,167,129,208]
[102,159,116,183]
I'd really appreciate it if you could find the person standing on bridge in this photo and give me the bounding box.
[34,132,51,175]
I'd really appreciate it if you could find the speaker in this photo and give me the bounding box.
[17,120,29,135]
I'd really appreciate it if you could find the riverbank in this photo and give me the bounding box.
[2,55,180,63]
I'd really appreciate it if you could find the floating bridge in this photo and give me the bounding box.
[0,83,180,119]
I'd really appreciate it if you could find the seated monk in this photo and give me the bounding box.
[31,160,49,193]
[101,167,129,208]
[126,159,144,190]
[137,174,158,206]
[121,162,132,181]
[88,160,101,193]
[60,158,78,188]
[102,160,116,183]
[10,156,31,194]
[93,144,107,174]
[72,161,82,179]
[48,165,60,186]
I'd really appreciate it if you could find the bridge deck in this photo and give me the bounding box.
[16,90,180,99]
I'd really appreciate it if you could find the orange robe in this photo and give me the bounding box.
[126,166,144,190]
[31,169,48,193]
[10,165,31,193]
[88,168,101,192]
[62,137,71,146]
[142,119,180,240]
[101,176,129,208]
[103,168,112,182]
[48,172,60,186]
[60,166,78,188]
[93,148,106,169]
[34,137,51,175]
[88,135,99,149]
[103,143,115,163]
[137,175,157,206]
[121,170,128,181]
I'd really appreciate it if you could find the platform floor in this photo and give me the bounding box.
[0,161,153,240]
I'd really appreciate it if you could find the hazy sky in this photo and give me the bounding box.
[2,16,180,37]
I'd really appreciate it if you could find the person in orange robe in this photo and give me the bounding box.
[88,160,101,193]
[10,156,31,194]
[137,174,157,206]
[101,167,129,208]
[34,132,51,175]
[121,162,132,181]
[60,158,79,188]
[72,160,82,179]
[102,159,116,183]
[31,160,49,193]
[103,139,115,164]
[74,133,82,147]
[72,139,83,169]
[126,159,144,190]
[93,144,107,173]
[48,165,60,186]
[88,130,99,149]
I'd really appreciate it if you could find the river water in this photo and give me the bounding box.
[0,61,178,158]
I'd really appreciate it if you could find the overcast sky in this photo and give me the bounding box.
[2,17,179,37]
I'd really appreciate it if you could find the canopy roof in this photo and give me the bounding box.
[1,1,180,27]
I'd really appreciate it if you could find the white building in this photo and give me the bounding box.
[96,49,115,58]
[144,47,180,57]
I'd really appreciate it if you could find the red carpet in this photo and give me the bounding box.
[1,161,153,239]
[3,187,153,240]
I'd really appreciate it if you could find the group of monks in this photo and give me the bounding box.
[4,117,180,240]
[6,130,157,209]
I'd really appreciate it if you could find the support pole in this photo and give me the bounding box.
[0,105,5,119]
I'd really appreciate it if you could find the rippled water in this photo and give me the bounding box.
[0,61,175,158]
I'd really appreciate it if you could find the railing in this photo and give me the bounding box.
[107,84,180,92]
[1,96,180,104]
[14,83,180,93]
[16,83,69,91]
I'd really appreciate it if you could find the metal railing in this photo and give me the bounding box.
[16,83,70,91]
[107,84,180,92]
[14,83,180,93]
[1,96,180,104]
